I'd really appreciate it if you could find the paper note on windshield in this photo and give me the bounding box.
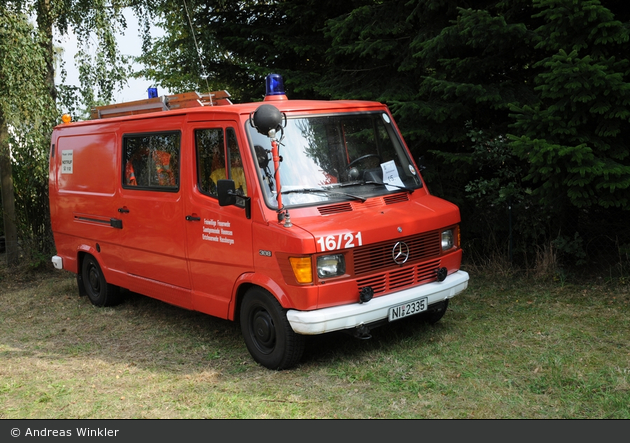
[381,160,405,191]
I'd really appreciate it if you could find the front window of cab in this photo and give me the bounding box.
[247,112,422,208]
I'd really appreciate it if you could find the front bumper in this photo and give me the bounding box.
[287,270,469,335]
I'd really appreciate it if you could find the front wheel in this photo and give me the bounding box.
[240,288,305,370]
[81,255,122,307]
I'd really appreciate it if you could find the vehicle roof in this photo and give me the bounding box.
[55,99,389,130]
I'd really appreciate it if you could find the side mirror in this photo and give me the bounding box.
[217,179,252,219]
[217,179,236,207]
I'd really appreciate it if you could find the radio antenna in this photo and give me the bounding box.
[183,0,211,100]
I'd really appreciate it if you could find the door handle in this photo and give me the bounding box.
[186,215,201,222]
[118,207,130,213]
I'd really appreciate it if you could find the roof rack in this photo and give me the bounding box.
[90,90,232,119]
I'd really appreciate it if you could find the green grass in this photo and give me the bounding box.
[0,268,628,418]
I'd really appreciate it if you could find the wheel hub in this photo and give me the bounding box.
[252,309,275,352]
[88,267,100,292]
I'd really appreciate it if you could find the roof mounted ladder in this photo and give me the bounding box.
[90,90,232,119]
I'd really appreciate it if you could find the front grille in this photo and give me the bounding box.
[353,230,442,275]
[357,259,442,295]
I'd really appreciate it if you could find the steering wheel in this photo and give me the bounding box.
[347,154,382,169]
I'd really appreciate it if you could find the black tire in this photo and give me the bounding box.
[81,255,121,307]
[240,287,305,370]
[423,299,449,324]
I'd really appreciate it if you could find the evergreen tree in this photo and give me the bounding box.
[510,0,630,235]
[136,0,354,102]
[137,0,630,269]
[321,0,536,150]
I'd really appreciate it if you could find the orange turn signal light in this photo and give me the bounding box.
[289,257,313,284]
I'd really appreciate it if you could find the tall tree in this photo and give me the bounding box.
[137,0,630,267]
[1,1,145,266]
[136,0,356,102]
[0,6,52,265]
[510,0,630,236]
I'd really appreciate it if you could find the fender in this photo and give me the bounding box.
[76,244,108,277]
[74,244,104,298]
[228,272,291,320]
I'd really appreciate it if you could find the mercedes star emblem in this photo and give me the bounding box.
[392,241,410,265]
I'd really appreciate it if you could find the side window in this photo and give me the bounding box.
[196,127,247,197]
[123,131,180,191]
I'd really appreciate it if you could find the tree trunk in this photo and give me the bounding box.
[37,0,57,103]
[0,108,19,266]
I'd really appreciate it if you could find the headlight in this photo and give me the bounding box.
[441,229,454,251]
[317,254,346,279]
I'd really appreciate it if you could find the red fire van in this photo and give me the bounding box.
[49,75,469,369]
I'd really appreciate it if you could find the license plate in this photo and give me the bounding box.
[388,297,428,322]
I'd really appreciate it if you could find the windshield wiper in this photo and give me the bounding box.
[281,187,367,202]
[363,180,415,193]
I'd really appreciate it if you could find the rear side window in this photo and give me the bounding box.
[123,131,180,191]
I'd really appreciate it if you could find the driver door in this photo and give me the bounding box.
[184,123,254,319]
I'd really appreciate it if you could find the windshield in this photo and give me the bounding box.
[246,112,422,208]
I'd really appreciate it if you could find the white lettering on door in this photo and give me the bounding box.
[203,219,235,245]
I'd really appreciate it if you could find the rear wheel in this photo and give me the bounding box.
[81,255,121,307]
[240,287,305,370]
